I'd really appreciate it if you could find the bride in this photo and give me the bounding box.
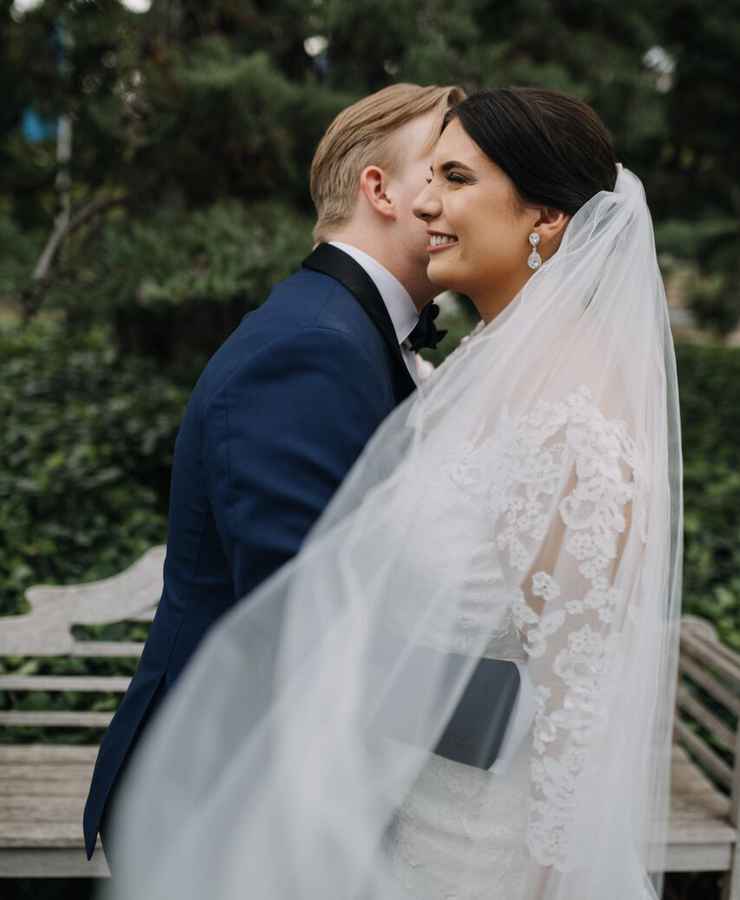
[102,88,682,900]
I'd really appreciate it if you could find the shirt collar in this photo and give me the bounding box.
[328,241,419,346]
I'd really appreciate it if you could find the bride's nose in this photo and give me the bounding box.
[413,183,441,222]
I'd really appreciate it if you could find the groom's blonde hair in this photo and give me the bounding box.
[310,83,465,242]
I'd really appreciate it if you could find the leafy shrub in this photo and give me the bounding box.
[0,319,188,617]
[677,342,740,647]
[654,217,737,265]
[47,200,313,374]
[653,217,740,337]
[1,317,739,743]
[686,270,740,338]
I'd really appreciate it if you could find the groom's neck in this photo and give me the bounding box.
[326,227,398,279]
[324,227,434,312]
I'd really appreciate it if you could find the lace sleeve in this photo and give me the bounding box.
[495,386,645,874]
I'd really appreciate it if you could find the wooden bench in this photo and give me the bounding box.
[0,546,165,878]
[672,614,740,899]
[1,551,740,896]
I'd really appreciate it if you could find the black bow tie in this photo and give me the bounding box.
[405,302,448,352]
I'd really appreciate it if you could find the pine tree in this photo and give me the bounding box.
[1,0,737,353]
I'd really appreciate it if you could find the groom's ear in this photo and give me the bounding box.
[359,166,397,221]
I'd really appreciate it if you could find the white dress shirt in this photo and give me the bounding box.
[328,241,422,385]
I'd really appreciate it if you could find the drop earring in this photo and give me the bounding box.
[527,232,542,270]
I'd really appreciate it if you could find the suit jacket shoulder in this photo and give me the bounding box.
[194,267,395,411]
[184,265,402,597]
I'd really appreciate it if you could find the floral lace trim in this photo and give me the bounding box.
[501,386,640,870]
[526,626,622,868]
[447,385,644,872]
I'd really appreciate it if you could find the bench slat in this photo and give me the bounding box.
[681,632,740,692]
[0,745,98,764]
[4,642,146,659]
[5,790,732,849]
[70,641,144,658]
[666,818,737,844]
[660,840,733,873]
[677,684,737,754]
[680,653,740,717]
[0,847,109,878]
[0,763,94,782]
[1,796,85,823]
[0,711,113,728]
[690,629,740,673]
[0,820,86,848]
[0,778,91,798]
[674,716,733,791]
[0,545,164,657]
[130,610,156,622]
[0,675,131,692]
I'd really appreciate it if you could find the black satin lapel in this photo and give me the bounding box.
[302,244,416,401]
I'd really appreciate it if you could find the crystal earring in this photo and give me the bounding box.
[527,232,542,270]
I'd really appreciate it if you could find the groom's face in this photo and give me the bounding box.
[382,111,444,293]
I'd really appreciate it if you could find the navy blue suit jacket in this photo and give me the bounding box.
[83,244,417,859]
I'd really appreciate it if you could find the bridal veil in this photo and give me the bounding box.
[102,165,682,900]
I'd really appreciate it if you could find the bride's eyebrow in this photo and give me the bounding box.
[429,161,475,175]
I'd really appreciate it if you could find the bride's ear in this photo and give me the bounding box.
[533,207,570,252]
[534,207,570,236]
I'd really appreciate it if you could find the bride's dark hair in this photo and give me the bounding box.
[444,88,617,215]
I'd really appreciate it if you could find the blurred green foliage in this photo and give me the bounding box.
[61,199,313,368]
[1,0,739,340]
[677,342,740,648]
[686,271,740,338]
[1,315,738,640]
[0,319,187,618]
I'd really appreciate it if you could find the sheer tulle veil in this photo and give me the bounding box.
[101,164,682,900]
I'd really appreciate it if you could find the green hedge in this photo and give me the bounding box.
[0,319,738,752]
[33,200,314,375]
[0,320,188,618]
[1,321,738,666]
[676,342,740,648]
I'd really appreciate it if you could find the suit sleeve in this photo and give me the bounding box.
[203,326,393,600]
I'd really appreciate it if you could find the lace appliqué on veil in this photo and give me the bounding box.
[504,387,642,871]
[448,385,645,872]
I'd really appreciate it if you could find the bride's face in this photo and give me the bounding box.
[412,118,542,320]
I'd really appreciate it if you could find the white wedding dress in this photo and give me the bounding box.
[377,364,659,899]
[101,167,681,900]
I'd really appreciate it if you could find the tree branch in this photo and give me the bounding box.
[32,194,127,283]
[21,193,128,322]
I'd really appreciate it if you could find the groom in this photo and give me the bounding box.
[83,82,464,867]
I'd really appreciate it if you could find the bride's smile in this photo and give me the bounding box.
[427,230,458,252]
